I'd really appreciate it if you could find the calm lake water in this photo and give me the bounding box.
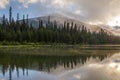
[0,45,120,80]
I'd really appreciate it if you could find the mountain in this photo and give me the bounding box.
[96,25,120,36]
[110,26,120,36]
[27,13,84,28]
[27,13,103,32]
[114,26,120,29]
[27,13,117,35]
[8,13,120,36]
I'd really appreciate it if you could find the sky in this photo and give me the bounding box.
[0,0,120,26]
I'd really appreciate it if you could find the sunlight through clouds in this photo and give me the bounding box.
[15,0,120,25]
[52,0,65,8]
[0,0,9,9]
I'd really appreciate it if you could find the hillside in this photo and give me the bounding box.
[1,13,120,36]
[27,13,116,35]
[27,14,101,31]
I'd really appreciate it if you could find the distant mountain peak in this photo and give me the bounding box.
[48,13,66,17]
[114,26,120,29]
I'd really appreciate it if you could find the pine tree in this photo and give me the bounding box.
[9,6,12,24]
[2,14,6,26]
[26,14,29,28]
[16,13,20,30]
[39,20,43,29]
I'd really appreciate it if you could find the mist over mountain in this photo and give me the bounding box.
[26,13,101,31]
[25,13,120,36]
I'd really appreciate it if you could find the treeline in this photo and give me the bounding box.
[0,7,120,45]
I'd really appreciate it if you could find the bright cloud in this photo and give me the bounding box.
[15,0,120,25]
[0,0,9,9]
[17,0,39,8]
[52,0,65,8]
[108,16,120,26]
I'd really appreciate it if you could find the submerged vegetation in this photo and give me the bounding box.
[0,7,120,45]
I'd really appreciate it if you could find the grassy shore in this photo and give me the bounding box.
[0,44,119,56]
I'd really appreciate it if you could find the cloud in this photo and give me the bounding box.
[53,0,120,25]
[0,0,9,9]
[17,0,39,8]
[10,0,120,25]
[56,0,120,24]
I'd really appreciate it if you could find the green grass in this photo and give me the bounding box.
[0,45,119,56]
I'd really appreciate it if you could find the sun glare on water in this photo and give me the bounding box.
[108,16,120,26]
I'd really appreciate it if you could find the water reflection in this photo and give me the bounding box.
[0,53,109,80]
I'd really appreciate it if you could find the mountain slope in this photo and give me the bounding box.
[27,13,103,32]
[1,13,120,36]
[98,25,120,36]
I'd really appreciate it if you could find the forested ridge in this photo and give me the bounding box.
[0,7,120,45]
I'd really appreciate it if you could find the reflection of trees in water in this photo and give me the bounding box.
[0,53,108,80]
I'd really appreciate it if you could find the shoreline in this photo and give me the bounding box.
[0,45,119,56]
[0,44,120,47]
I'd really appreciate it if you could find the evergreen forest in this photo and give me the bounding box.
[0,7,120,45]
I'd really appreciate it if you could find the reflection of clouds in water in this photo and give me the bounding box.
[0,53,120,80]
[0,69,57,80]
[59,53,120,80]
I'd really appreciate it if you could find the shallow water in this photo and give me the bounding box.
[0,46,120,80]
